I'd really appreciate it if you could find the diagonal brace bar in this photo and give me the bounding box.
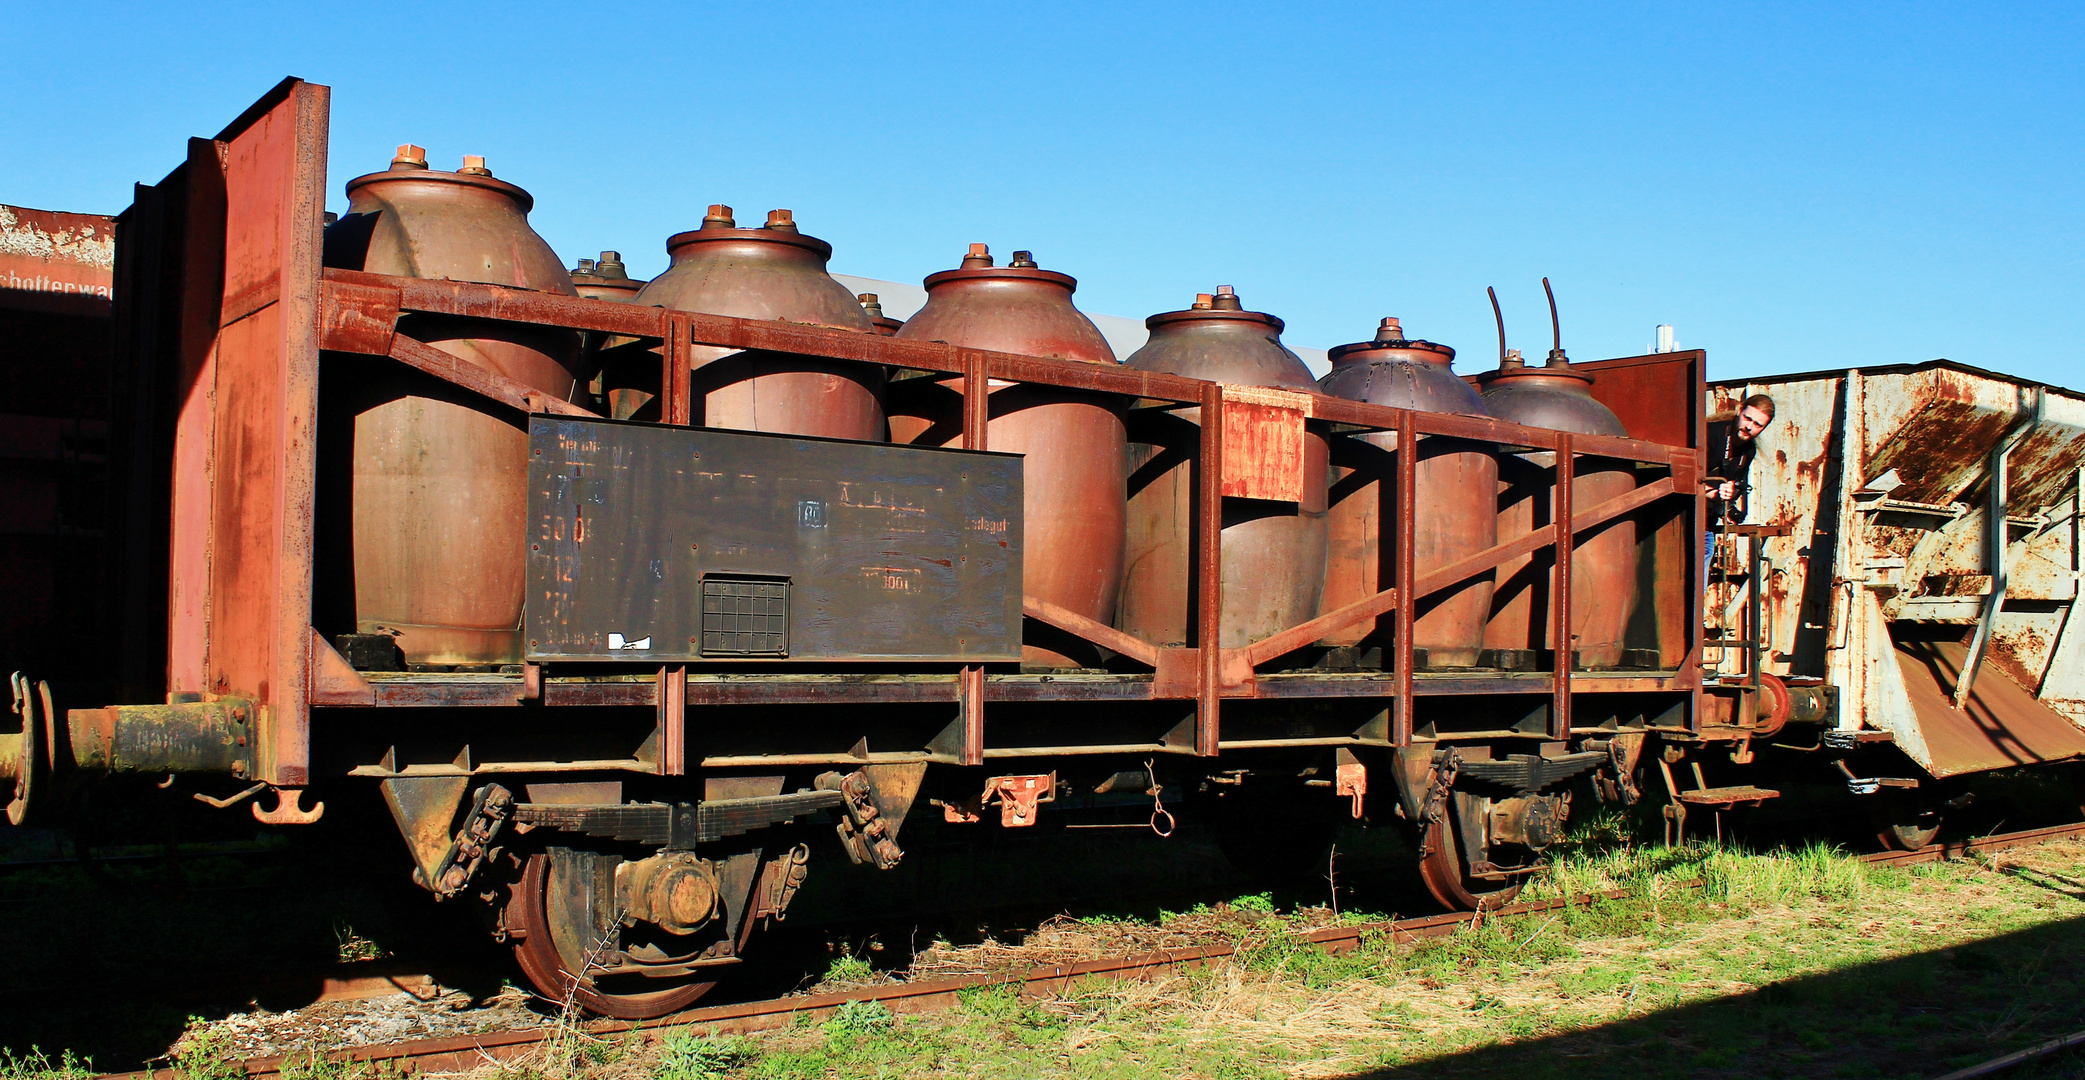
[1245,475,1676,666]
[386,336,598,418]
[1022,596,1162,668]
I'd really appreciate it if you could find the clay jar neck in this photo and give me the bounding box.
[1135,306,1314,390]
[1477,364,1595,398]
[1145,306,1286,338]
[1328,343,1457,373]
[910,264,1114,366]
[345,167,537,216]
[663,221,835,272]
[921,265,1078,302]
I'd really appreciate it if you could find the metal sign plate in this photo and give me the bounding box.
[526,417,1022,663]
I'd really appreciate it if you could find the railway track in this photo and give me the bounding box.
[98,819,2085,1079]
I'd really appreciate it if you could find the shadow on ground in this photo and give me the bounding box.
[1351,903,2085,1079]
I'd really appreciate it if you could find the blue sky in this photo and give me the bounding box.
[5,2,2080,385]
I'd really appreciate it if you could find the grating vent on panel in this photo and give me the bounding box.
[701,577,790,656]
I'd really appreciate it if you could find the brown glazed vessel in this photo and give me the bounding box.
[1318,319,1497,667]
[633,207,883,439]
[323,146,585,666]
[893,245,1127,668]
[858,293,905,336]
[1477,351,1639,668]
[1119,287,1329,649]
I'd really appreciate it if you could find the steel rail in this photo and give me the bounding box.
[97,819,2085,1079]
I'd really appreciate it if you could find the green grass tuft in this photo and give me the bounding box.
[0,1047,94,1080]
[653,1032,747,1080]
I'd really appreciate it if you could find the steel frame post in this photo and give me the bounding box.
[657,315,694,771]
[1393,413,1417,745]
[1553,435,1575,739]
[960,350,990,765]
[1196,381,1225,756]
[664,314,693,426]
[659,664,686,775]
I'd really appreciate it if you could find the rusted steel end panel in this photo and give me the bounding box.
[152,78,331,787]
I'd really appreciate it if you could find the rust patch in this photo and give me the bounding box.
[0,203,115,313]
[1866,399,2014,504]
[1989,621,2054,691]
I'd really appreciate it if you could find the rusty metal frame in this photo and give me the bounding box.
[119,78,1706,783]
[155,78,331,788]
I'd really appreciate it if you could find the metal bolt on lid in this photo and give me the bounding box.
[1377,317,1403,340]
[857,293,885,317]
[1192,293,1216,310]
[764,209,797,232]
[391,144,428,170]
[1211,285,1243,311]
[962,243,992,268]
[704,204,735,228]
[1009,250,1037,268]
[459,155,491,176]
[576,258,596,274]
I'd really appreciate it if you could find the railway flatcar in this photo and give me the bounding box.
[2,79,2079,1019]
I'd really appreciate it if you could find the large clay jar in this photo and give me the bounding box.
[1318,319,1498,668]
[1478,351,1639,669]
[1119,287,1329,650]
[323,146,584,666]
[893,245,1127,668]
[631,206,882,439]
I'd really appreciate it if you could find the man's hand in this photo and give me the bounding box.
[1701,478,1737,500]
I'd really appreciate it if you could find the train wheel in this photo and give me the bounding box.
[511,851,719,1019]
[1416,810,1523,912]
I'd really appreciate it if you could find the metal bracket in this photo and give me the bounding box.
[820,768,903,869]
[750,843,812,925]
[1334,758,1367,820]
[1834,759,1918,796]
[1587,733,1645,806]
[252,786,325,826]
[429,783,514,898]
[983,773,1057,827]
[1822,728,1895,750]
[1414,749,1461,858]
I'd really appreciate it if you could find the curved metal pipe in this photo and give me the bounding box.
[1542,277,1562,355]
[1488,286,1507,364]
